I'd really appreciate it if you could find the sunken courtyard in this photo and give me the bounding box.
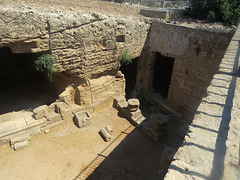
[0,1,239,179]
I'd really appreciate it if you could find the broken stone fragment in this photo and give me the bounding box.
[70,104,86,114]
[99,128,111,142]
[55,102,74,120]
[10,134,30,148]
[13,140,29,151]
[47,112,62,123]
[33,105,48,119]
[73,110,91,128]
[113,96,128,110]
[105,125,113,135]
[59,90,71,105]
[127,98,140,112]
[150,113,169,131]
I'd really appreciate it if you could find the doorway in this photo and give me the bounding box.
[152,53,175,99]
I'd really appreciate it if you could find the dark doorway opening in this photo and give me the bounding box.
[0,47,57,115]
[153,53,175,99]
[120,58,138,99]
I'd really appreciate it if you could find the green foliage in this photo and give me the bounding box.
[120,50,132,65]
[186,0,240,26]
[207,11,216,22]
[34,54,55,81]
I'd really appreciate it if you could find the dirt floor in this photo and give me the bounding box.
[0,107,165,180]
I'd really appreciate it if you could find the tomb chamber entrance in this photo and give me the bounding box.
[120,57,138,99]
[152,53,175,99]
[0,47,57,114]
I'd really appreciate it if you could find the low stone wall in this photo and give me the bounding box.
[164,24,240,180]
[135,20,234,117]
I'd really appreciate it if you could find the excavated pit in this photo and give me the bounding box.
[0,47,57,115]
[0,2,237,179]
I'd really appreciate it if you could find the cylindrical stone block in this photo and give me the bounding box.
[127,98,140,112]
[99,128,111,142]
[105,125,113,134]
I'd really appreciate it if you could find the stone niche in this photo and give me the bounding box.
[135,20,234,118]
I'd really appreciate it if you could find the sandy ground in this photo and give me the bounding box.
[0,0,143,19]
[0,107,164,180]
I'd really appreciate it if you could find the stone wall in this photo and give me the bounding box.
[135,20,234,117]
[164,22,240,180]
[0,8,150,112]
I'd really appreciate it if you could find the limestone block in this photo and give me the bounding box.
[33,105,48,120]
[47,112,62,123]
[73,111,91,128]
[29,128,42,136]
[25,116,46,128]
[113,96,128,110]
[41,120,65,131]
[55,102,74,120]
[13,140,29,151]
[71,104,86,114]
[59,90,72,105]
[10,134,30,148]
[127,98,140,112]
[13,118,27,131]
[0,120,16,137]
[150,113,169,131]
[123,109,142,121]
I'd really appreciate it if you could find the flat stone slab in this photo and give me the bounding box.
[13,140,29,151]
[10,134,30,148]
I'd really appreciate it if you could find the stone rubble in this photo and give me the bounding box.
[0,95,93,149]
[114,96,172,142]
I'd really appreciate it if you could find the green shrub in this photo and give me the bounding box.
[186,0,240,26]
[34,54,55,81]
[207,11,216,22]
[120,50,132,65]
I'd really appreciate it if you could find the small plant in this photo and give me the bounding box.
[34,54,55,81]
[207,11,216,22]
[120,50,132,65]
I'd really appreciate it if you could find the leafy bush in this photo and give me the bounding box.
[186,0,240,26]
[120,50,132,65]
[207,11,216,22]
[34,54,55,81]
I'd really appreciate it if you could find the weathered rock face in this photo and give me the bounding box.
[0,8,150,112]
[0,8,150,77]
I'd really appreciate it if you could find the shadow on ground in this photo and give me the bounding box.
[74,125,164,180]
